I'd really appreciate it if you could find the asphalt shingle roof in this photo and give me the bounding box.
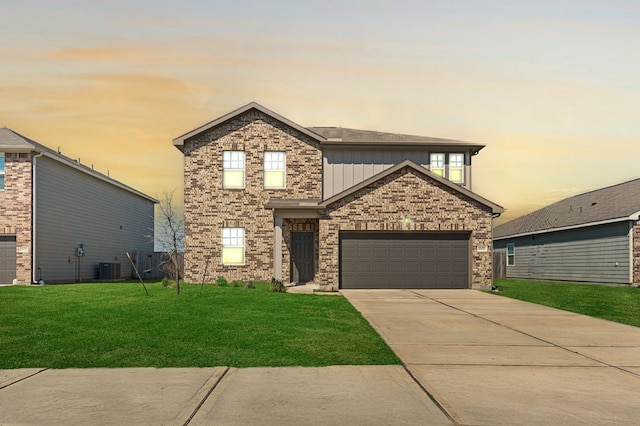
[0,127,40,150]
[307,126,476,146]
[494,178,640,239]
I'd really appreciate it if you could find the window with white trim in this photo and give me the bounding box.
[223,151,245,188]
[449,153,464,183]
[506,243,515,266]
[430,153,444,177]
[264,151,285,188]
[0,153,5,190]
[222,228,245,265]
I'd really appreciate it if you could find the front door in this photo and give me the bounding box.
[291,232,314,283]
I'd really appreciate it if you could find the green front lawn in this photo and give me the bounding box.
[491,279,640,327]
[0,282,400,369]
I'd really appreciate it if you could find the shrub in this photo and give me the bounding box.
[216,276,228,287]
[244,281,256,289]
[270,278,287,293]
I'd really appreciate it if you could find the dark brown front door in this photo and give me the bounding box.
[291,232,314,283]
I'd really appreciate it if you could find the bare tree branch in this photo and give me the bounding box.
[155,190,184,295]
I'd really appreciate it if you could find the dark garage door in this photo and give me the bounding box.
[340,232,469,289]
[0,235,17,284]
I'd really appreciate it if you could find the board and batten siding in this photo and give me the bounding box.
[34,156,155,283]
[493,221,632,284]
[323,149,471,198]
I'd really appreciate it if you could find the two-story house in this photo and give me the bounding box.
[174,102,503,290]
[0,128,156,284]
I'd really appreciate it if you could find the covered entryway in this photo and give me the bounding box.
[0,235,17,284]
[291,231,314,283]
[340,232,469,289]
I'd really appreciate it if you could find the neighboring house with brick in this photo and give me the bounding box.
[494,178,640,286]
[174,102,504,290]
[0,128,157,284]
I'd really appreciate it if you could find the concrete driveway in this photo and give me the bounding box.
[342,289,640,425]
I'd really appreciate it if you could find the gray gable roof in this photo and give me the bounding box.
[308,127,484,153]
[0,127,41,150]
[494,178,640,239]
[173,102,325,149]
[173,102,484,152]
[0,127,157,203]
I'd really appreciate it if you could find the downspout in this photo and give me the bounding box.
[32,151,44,284]
[629,221,634,285]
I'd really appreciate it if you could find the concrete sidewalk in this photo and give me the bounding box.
[342,290,640,425]
[0,366,448,425]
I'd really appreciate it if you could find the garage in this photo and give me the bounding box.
[340,232,469,289]
[0,235,17,284]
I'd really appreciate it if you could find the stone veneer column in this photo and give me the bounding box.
[273,216,282,281]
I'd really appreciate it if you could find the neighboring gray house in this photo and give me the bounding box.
[0,128,157,284]
[174,102,504,290]
[493,178,640,286]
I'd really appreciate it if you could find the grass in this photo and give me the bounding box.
[0,282,400,369]
[491,279,640,327]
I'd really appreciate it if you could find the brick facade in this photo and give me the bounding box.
[179,104,501,287]
[317,166,494,290]
[182,110,322,283]
[0,153,33,283]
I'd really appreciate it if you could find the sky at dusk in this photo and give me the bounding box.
[2,1,639,224]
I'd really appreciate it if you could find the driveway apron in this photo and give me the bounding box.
[342,289,640,425]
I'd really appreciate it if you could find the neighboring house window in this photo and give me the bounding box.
[0,153,4,190]
[222,228,245,265]
[264,151,286,188]
[223,151,245,188]
[430,153,444,177]
[449,153,464,183]
[506,243,515,266]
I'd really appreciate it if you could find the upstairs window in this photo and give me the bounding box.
[430,153,444,177]
[0,153,5,190]
[449,153,464,183]
[222,228,245,265]
[264,151,286,188]
[506,243,515,266]
[223,151,245,188]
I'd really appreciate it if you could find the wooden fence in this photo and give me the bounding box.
[493,250,506,279]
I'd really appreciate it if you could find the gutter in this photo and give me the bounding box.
[31,151,44,284]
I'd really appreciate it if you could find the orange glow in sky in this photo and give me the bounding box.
[2,1,639,224]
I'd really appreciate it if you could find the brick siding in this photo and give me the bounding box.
[317,166,494,290]
[0,153,33,283]
[182,110,322,283]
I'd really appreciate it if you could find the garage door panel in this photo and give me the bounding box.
[0,235,17,284]
[340,232,469,289]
